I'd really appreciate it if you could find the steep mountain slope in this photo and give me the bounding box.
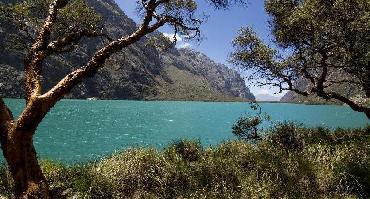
[0,0,254,101]
[152,49,255,101]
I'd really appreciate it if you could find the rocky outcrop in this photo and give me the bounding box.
[0,0,254,101]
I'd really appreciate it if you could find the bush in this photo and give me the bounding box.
[267,122,305,152]
[169,140,202,162]
[232,116,262,141]
[1,124,369,198]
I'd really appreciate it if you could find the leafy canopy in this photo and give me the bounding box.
[0,0,246,48]
[0,0,102,43]
[232,0,370,117]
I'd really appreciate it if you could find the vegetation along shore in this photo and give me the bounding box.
[1,123,369,198]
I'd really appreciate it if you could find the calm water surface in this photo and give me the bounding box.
[1,99,369,163]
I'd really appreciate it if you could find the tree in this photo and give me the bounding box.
[232,103,270,141]
[0,0,245,198]
[232,0,370,118]
[232,116,262,140]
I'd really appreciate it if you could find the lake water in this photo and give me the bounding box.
[1,99,369,163]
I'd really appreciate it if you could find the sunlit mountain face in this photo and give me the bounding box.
[0,0,255,101]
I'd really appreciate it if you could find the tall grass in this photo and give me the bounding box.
[1,124,369,198]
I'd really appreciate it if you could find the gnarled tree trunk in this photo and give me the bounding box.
[1,98,49,198]
[2,129,49,198]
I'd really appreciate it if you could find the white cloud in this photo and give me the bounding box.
[162,33,182,42]
[255,89,270,95]
[251,86,288,100]
[178,43,191,49]
[162,32,191,49]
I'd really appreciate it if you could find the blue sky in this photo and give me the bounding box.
[115,0,286,99]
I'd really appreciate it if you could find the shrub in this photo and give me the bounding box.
[267,122,305,152]
[170,140,202,162]
[232,116,262,141]
[0,125,369,198]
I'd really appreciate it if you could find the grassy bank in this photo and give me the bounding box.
[1,124,370,198]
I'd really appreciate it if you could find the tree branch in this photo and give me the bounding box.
[46,29,111,54]
[24,0,70,101]
[315,50,328,92]
[0,97,13,121]
[300,66,316,85]
[0,97,13,144]
[325,92,370,119]
[40,2,161,106]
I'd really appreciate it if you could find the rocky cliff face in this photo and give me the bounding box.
[0,0,254,101]
[153,48,255,101]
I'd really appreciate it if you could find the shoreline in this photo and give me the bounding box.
[1,125,369,198]
[3,97,352,106]
[3,98,356,107]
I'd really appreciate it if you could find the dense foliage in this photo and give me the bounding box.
[0,0,103,49]
[232,0,370,118]
[232,116,262,140]
[1,124,369,198]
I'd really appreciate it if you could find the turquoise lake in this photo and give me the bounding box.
[1,99,369,163]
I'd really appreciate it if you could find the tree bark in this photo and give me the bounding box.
[3,129,49,199]
[365,111,370,120]
[1,97,50,198]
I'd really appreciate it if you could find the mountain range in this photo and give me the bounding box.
[0,0,255,101]
[255,94,281,102]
